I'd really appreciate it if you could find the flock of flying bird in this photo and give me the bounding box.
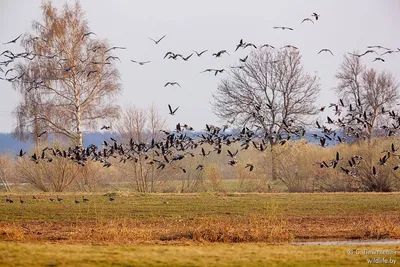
[1,10,400,201]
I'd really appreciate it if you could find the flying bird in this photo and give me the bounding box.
[273,26,294,30]
[282,45,298,50]
[260,44,275,49]
[3,34,22,44]
[164,82,181,87]
[179,53,193,61]
[367,45,390,50]
[239,55,248,62]
[318,49,334,56]
[81,32,96,40]
[193,50,208,57]
[149,35,166,44]
[311,13,320,20]
[373,57,385,62]
[100,125,111,130]
[131,60,151,65]
[104,46,126,53]
[301,18,314,24]
[212,50,230,58]
[168,104,179,115]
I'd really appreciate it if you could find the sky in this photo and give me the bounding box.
[0,0,399,133]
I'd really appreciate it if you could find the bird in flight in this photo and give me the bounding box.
[239,55,248,62]
[81,32,96,40]
[380,50,398,56]
[149,35,166,44]
[318,49,334,56]
[282,45,298,50]
[273,26,294,31]
[214,69,225,76]
[367,45,390,50]
[358,50,378,57]
[311,13,320,20]
[179,53,193,61]
[104,46,126,53]
[164,82,181,87]
[193,50,208,57]
[373,57,385,62]
[260,44,275,49]
[212,50,230,58]
[168,104,179,115]
[301,18,314,24]
[131,60,151,65]
[100,125,111,130]
[3,34,22,44]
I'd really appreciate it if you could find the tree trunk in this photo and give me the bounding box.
[270,144,278,181]
[76,105,83,147]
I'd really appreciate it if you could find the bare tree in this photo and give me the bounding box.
[212,49,321,180]
[17,156,82,192]
[115,104,175,192]
[0,156,14,192]
[335,53,399,143]
[12,1,121,147]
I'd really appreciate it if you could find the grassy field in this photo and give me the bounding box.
[1,192,400,244]
[1,192,400,266]
[1,242,399,266]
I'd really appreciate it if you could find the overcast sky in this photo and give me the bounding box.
[0,0,399,133]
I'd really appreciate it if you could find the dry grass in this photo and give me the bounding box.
[1,242,400,266]
[1,193,400,245]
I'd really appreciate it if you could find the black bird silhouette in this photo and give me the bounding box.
[164,82,181,87]
[273,26,294,30]
[239,55,248,62]
[214,69,225,76]
[367,45,390,50]
[311,13,320,20]
[131,60,151,65]
[373,57,385,62]
[81,32,96,40]
[260,44,275,49]
[358,50,378,57]
[100,125,111,130]
[3,34,22,44]
[318,49,334,56]
[18,149,26,157]
[149,35,166,44]
[244,43,257,49]
[105,56,121,62]
[168,104,179,115]
[104,46,126,53]
[245,163,254,171]
[301,18,314,24]
[282,45,298,50]
[193,50,208,57]
[380,50,398,56]
[212,50,230,58]
[38,131,47,138]
[179,53,193,61]
[236,39,246,51]
[87,70,98,77]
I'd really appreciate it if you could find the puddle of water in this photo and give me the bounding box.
[292,239,400,246]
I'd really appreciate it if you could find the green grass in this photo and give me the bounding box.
[1,192,400,222]
[1,242,399,266]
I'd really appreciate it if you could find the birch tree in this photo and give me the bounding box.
[13,1,121,147]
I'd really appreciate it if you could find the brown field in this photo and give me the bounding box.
[1,192,400,245]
